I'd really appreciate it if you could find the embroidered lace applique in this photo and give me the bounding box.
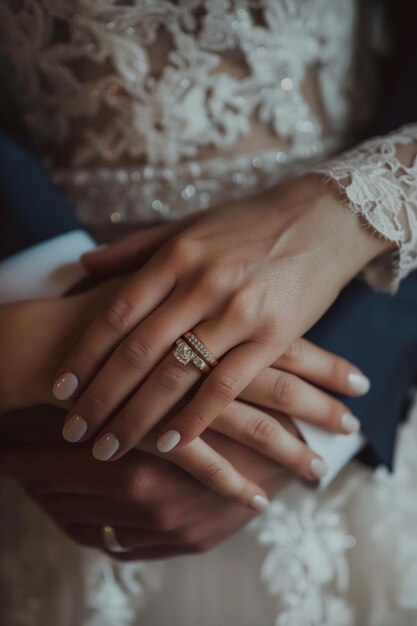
[249,396,417,626]
[0,0,356,167]
[315,124,417,291]
[250,481,358,626]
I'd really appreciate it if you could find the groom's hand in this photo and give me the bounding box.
[0,408,288,560]
[81,216,199,277]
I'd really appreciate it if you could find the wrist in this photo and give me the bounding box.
[307,173,396,270]
[277,173,395,286]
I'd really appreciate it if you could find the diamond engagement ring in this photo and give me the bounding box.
[172,339,212,374]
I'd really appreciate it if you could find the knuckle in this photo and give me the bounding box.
[118,334,153,371]
[196,264,226,296]
[272,372,296,406]
[285,339,304,362]
[209,373,238,404]
[166,237,196,268]
[183,410,207,431]
[259,318,283,348]
[200,461,226,487]
[82,389,108,414]
[225,290,254,325]
[154,362,188,394]
[118,409,140,435]
[123,467,153,501]
[101,298,135,334]
[151,506,182,531]
[248,416,275,446]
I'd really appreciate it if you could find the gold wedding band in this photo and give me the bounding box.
[101,525,130,553]
[183,332,219,368]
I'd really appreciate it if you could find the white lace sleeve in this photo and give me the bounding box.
[314,123,417,292]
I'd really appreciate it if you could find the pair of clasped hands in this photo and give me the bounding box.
[51,176,388,512]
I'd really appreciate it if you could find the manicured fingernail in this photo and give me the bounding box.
[53,372,78,400]
[62,415,87,442]
[250,494,269,512]
[341,413,360,434]
[310,458,328,479]
[93,433,120,461]
[348,372,370,395]
[157,430,181,453]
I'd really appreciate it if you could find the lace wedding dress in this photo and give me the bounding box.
[1,2,417,625]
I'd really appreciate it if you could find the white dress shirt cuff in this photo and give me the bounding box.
[0,230,96,302]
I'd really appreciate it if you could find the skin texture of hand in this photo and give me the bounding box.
[0,270,370,508]
[54,174,381,481]
[0,408,289,559]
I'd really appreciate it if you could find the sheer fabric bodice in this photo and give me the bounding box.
[2,0,417,289]
[2,2,417,626]
[1,0,368,228]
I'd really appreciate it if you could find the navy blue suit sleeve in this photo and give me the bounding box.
[0,133,82,259]
[306,273,417,469]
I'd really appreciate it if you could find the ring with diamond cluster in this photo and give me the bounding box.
[172,331,219,374]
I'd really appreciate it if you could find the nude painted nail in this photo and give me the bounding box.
[62,415,87,443]
[341,413,360,434]
[310,458,328,479]
[53,372,78,400]
[93,434,120,461]
[157,430,181,453]
[348,372,371,395]
[250,494,270,512]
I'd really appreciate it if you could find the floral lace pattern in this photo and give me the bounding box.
[315,124,417,292]
[250,484,358,626]
[0,475,162,626]
[0,0,356,167]
[248,393,417,626]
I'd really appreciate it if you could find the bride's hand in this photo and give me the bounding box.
[53,176,384,480]
[1,280,368,510]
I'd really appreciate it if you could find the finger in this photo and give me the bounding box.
[37,488,211,531]
[89,317,244,462]
[156,339,270,452]
[240,368,360,434]
[81,224,178,276]
[62,524,185,552]
[273,338,370,396]
[82,215,200,276]
[62,288,204,445]
[109,545,202,561]
[0,444,198,500]
[53,252,177,402]
[211,401,329,481]
[145,436,270,512]
[63,522,205,559]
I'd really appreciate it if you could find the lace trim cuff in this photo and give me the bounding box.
[313,124,417,292]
